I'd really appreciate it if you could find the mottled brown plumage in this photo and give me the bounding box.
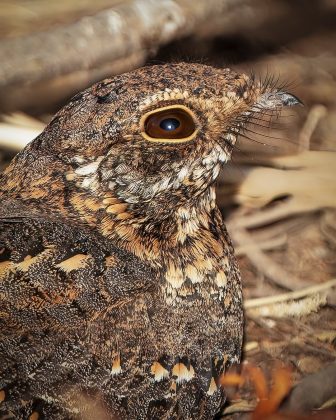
[0,63,300,419]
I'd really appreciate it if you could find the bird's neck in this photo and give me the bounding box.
[93,186,218,259]
[96,185,233,305]
[1,155,230,280]
[1,159,234,304]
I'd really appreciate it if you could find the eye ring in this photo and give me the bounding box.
[140,105,198,143]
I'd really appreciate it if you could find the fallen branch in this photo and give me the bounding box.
[0,0,248,111]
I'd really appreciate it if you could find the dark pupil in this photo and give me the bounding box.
[159,118,180,131]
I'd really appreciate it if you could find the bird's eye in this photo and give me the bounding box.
[140,105,197,143]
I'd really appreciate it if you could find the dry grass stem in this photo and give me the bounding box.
[245,278,336,309]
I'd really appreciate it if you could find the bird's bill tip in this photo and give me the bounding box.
[277,92,304,107]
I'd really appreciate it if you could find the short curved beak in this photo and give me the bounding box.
[277,92,304,107]
[254,91,303,111]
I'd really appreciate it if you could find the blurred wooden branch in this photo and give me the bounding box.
[0,113,45,150]
[0,0,247,112]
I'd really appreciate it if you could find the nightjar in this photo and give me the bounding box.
[0,63,300,419]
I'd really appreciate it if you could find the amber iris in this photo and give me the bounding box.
[144,108,196,140]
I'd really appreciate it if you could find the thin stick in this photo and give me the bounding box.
[235,234,286,256]
[298,104,327,152]
[231,225,308,290]
[230,201,307,229]
[244,278,336,309]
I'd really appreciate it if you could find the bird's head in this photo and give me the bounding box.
[1,63,300,227]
